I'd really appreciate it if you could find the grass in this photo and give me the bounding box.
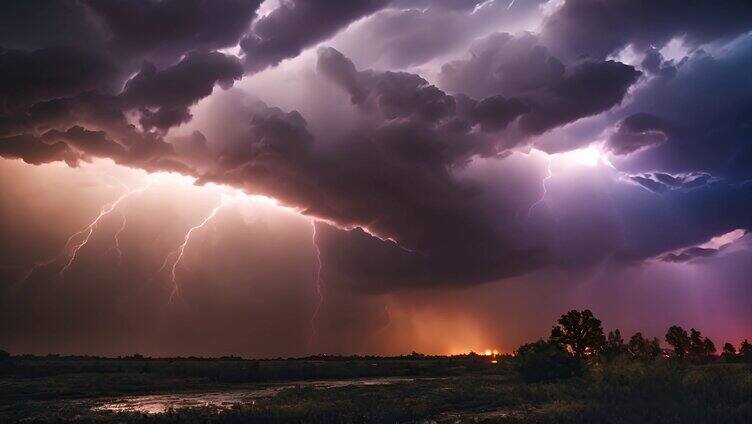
[1,356,750,423]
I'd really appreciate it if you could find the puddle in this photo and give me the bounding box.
[92,377,415,414]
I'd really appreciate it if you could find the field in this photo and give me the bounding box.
[1,355,751,423]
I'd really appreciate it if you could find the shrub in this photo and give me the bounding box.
[514,340,583,383]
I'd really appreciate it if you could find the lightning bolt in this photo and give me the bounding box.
[111,212,127,266]
[17,258,57,284]
[308,220,324,348]
[527,153,553,219]
[378,302,392,334]
[157,196,227,303]
[57,185,148,278]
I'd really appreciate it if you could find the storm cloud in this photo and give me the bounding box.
[0,0,751,356]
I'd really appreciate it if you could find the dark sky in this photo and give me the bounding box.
[1,0,751,357]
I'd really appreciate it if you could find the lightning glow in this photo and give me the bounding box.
[526,146,610,219]
[18,257,56,284]
[308,220,324,347]
[111,212,127,266]
[559,146,602,167]
[157,196,228,303]
[527,153,553,218]
[57,184,149,278]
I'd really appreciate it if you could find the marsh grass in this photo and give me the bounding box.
[1,357,750,423]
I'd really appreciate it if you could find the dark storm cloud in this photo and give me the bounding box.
[121,51,244,131]
[606,113,670,155]
[612,35,752,179]
[0,0,750,298]
[436,32,640,136]
[0,50,243,141]
[516,59,639,135]
[438,33,566,99]
[0,47,117,110]
[320,45,637,142]
[316,46,527,154]
[0,134,78,166]
[122,52,243,109]
[457,95,531,133]
[42,126,127,161]
[0,0,105,51]
[241,0,389,72]
[189,90,547,289]
[615,178,752,262]
[0,124,186,173]
[640,49,678,78]
[0,1,260,70]
[540,0,752,60]
[84,0,262,63]
[0,42,645,291]
[330,0,547,69]
[314,221,544,292]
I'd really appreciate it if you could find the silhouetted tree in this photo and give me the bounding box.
[603,329,628,358]
[0,349,9,361]
[648,338,663,358]
[627,333,661,358]
[514,340,583,382]
[549,309,605,357]
[740,339,752,360]
[703,337,716,357]
[628,332,649,357]
[665,326,691,358]
[721,342,737,361]
[689,328,705,357]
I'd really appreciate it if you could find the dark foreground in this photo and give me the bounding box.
[1,356,751,423]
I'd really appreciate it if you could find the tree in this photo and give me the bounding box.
[604,329,628,358]
[689,328,706,357]
[740,339,752,359]
[0,349,9,361]
[627,332,662,359]
[721,342,736,361]
[628,332,649,357]
[648,338,663,358]
[703,337,716,357]
[549,309,606,357]
[514,340,583,382]
[665,326,691,358]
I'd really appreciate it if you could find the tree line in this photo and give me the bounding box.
[515,309,752,382]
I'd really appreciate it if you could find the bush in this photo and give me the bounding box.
[514,340,583,382]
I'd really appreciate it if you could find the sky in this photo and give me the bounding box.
[0,0,751,357]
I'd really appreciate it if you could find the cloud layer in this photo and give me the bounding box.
[1,0,751,355]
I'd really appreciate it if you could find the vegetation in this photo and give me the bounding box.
[514,340,583,382]
[548,309,605,357]
[1,310,751,423]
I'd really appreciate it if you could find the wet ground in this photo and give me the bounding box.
[90,377,417,414]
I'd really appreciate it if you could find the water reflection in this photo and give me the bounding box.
[93,377,415,414]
